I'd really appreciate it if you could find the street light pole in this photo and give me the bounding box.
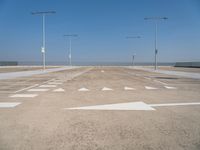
[31,11,56,70]
[155,21,157,70]
[144,17,168,70]
[64,34,78,66]
[126,36,141,66]
[42,14,46,70]
[132,54,135,66]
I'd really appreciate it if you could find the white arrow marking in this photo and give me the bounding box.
[10,94,38,98]
[78,88,90,92]
[124,87,135,90]
[65,102,200,111]
[164,86,177,89]
[150,102,200,107]
[145,86,158,90]
[53,88,65,92]
[27,88,49,92]
[66,101,155,110]
[0,102,21,108]
[102,87,113,91]
[39,85,57,88]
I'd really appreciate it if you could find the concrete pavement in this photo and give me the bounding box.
[128,66,200,79]
[0,66,200,150]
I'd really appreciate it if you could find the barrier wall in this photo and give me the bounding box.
[0,61,18,66]
[175,62,200,68]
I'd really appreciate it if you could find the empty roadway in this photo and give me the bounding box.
[0,66,200,150]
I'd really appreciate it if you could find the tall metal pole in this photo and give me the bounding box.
[42,14,46,70]
[144,17,168,70]
[155,21,157,70]
[126,36,140,67]
[63,34,78,66]
[69,37,72,66]
[31,11,56,70]
[132,55,135,66]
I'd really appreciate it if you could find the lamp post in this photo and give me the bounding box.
[126,36,141,66]
[132,54,136,66]
[63,34,78,66]
[31,11,56,70]
[144,17,168,70]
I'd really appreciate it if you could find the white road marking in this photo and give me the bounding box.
[66,101,155,111]
[27,88,49,92]
[65,101,200,111]
[150,102,200,107]
[101,70,105,73]
[42,78,56,84]
[78,88,90,92]
[39,85,57,88]
[144,77,151,80]
[53,88,65,92]
[102,87,113,91]
[14,84,39,93]
[154,80,168,85]
[124,87,135,90]
[48,82,63,85]
[10,94,38,98]
[14,78,55,93]
[164,86,177,89]
[0,102,21,108]
[145,86,158,90]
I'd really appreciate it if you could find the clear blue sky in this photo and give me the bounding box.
[0,0,200,63]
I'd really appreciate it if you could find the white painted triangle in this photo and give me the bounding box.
[124,87,135,90]
[53,88,65,92]
[39,85,57,88]
[102,87,113,91]
[78,88,89,92]
[164,86,177,89]
[0,102,21,108]
[66,101,155,111]
[145,86,158,90]
[27,88,49,92]
[10,94,38,98]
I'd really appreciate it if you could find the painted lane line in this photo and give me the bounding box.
[78,88,90,92]
[145,86,158,90]
[101,70,105,73]
[10,94,38,98]
[102,87,113,91]
[48,82,63,85]
[53,88,65,92]
[27,88,49,92]
[144,77,151,80]
[0,102,21,108]
[43,78,56,84]
[65,101,200,111]
[154,80,168,85]
[164,86,177,89]
[39,85,57,88]
[124,87,135,90]
[66,101,155,111]
[14,84,39,93]
[14,78,55,93]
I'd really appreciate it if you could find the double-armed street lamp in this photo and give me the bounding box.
[144,17,168,70]
[31,11,56,70]
[63,34,78,66]
[126,36,141,66]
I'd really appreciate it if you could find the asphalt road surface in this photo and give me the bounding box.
[0,67,200,150]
